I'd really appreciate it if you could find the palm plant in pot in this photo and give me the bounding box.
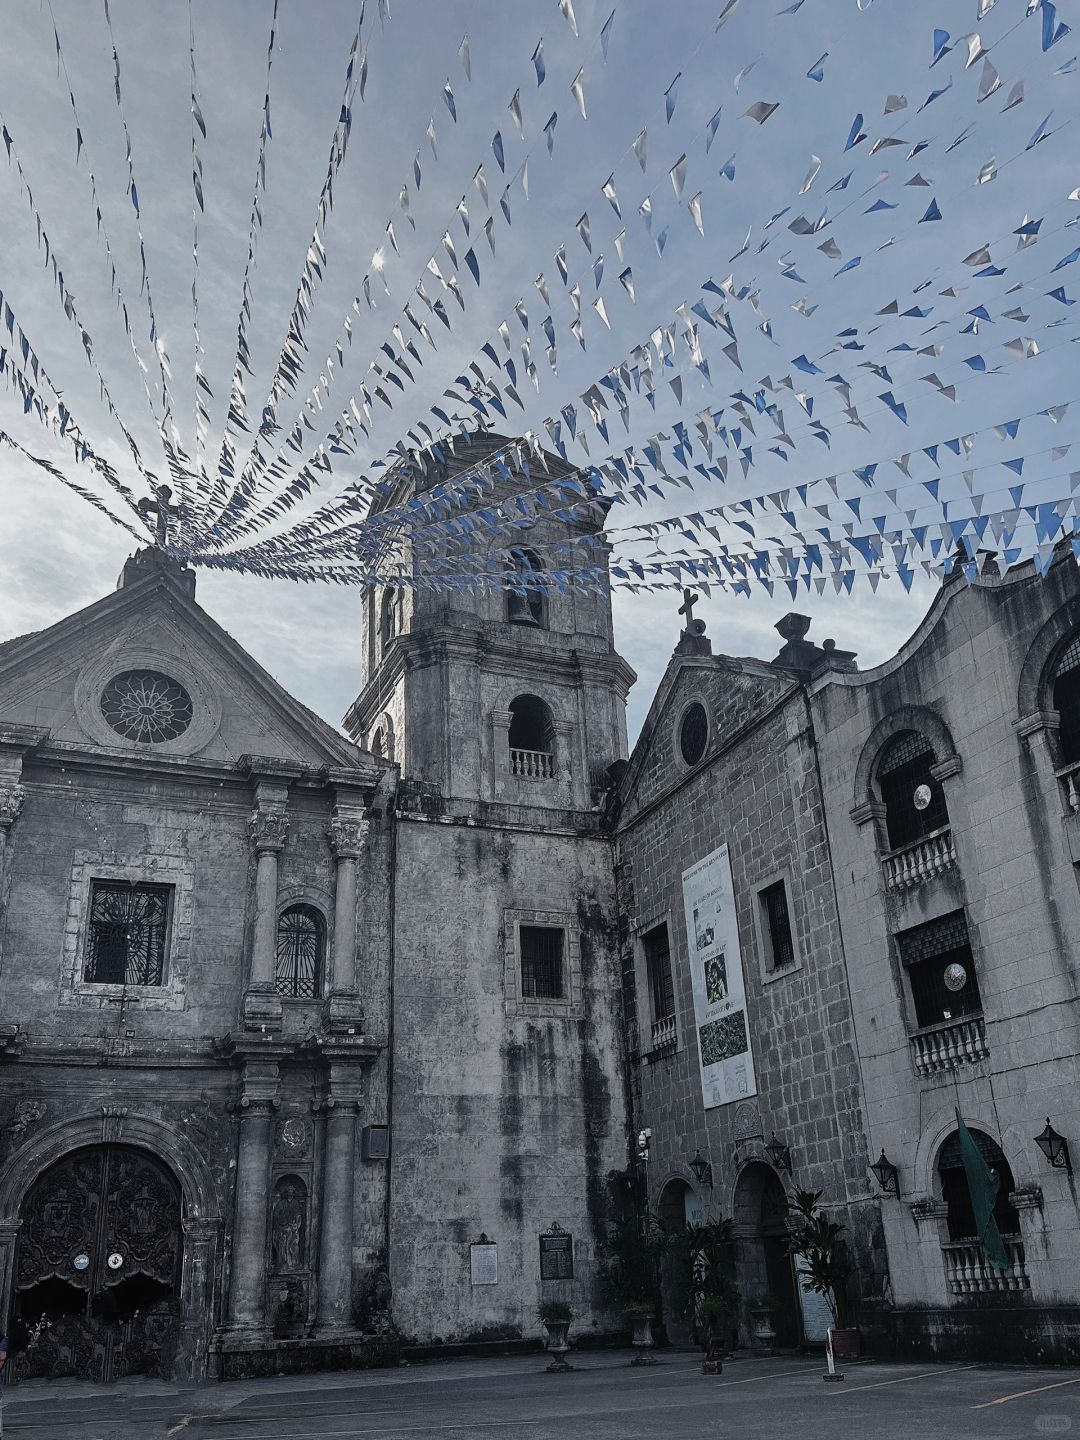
[784,1188,859,1357]
[537,1301,574,1372]
[603,1209,667,1364]
[671,1215,739,1374]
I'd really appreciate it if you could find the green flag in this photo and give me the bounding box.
[955,1109,1009,1271]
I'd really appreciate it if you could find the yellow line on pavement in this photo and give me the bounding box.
[974,1374,1080,1408]
[824,1364,980,1395]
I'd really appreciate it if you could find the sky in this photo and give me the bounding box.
[0,0,1076,742]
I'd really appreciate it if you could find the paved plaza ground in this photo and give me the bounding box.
[2,1351,1079,1440]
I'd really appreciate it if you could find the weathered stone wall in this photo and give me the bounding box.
[387,806,627,1346]
[810,555,1080,1339]
[614,653,879,1335]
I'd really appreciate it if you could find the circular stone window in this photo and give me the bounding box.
[679,701,709,766]
[100,669,194,744]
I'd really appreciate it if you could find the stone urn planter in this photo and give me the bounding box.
[625,1305,657,1366]
[747,1297,780,1354]
[537,1303,574,1373]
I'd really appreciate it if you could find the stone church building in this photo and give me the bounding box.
[1,435,1079,1381]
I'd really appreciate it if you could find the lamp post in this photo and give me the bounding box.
[870,1150,900,1195]
[1035,1118,1072,1175]
[764,1133,792,1175]
[688,1149,713,1187]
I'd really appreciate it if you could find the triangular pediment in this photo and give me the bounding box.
[0,561,367,774]
[617,647,798,822]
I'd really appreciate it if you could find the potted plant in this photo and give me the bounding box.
[745,1295,781,1354]
[784,1188,860,1358]
[603,1208,668,1363]
[537,1301,574,1372]
[622,1299,658,1365]
[671,1215,740,1374]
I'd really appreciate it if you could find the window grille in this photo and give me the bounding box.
[760,881,796,970]
[99,670,193,744]
[84,881,171,985]
[1054,633,1080,764]
[643,923,675,1022]
[898,911,981,1029]
[275,905,324,999]
[877,730,949,849]
[520,925,564,999]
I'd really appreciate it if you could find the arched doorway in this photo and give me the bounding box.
[12,1144,183,1382]
[657,1177,703,1346]
[732,1162,800,1348]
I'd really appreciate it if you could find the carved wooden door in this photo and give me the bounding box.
[14,1144,182,1382]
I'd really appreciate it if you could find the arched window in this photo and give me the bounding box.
[505,549,547,628]
[379,588,398,655]
[275,904,325,999]
[1052,632,1080,764]
[371,727,386,759]
[937,1129,1020,1242]
[508,694,556,778]
[876,731,949,850]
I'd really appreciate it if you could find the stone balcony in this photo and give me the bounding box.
[510,747,555,779]
[881,827,956,892]
[910,1014,989,1076]
[942,1236,1029,1295]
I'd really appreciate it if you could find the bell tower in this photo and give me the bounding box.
[343,432,635,809]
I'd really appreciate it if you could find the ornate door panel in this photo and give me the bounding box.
[13,1145,183,1382]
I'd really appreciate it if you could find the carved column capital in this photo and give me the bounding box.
[0,784,25,832]
[328,814,368,859]
[249,808,289,854]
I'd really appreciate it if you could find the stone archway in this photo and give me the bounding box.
[0,1112,221,1383]
[11,1144,183,1382]
[731,1162,799,1348]
[657,1176,703,1346]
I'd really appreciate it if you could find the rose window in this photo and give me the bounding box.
[100,669,194,744]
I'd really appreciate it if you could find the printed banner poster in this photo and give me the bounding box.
[680,843,757,1109]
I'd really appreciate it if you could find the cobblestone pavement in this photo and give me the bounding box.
[2,1351,1079,1439]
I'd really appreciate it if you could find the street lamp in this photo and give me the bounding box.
[870,1150,900,1195]
[764,1133,792,1174]
[1035,1118,1072,1175]
[688,1149,713,1187]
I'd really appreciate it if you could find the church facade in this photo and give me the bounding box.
[1,437,1080,1381]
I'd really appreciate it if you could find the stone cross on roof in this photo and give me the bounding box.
[137,484,175,549]
[678,588,699,628]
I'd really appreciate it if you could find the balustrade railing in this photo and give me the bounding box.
[910,1015,989,1076]
[1057,759,1080,814]
[650,1014,677,1052]
[882,828,956,891]
[510,748,555,779]
[942,1236,1029,1295]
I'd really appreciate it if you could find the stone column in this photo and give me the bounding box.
[0,1219,22,1333]
[177,1216,220,1381]
[327,812,367,1034]
[316,1058,364,1332]
[0,784,25,873]
[242,788,289,1032]
[226,1057,281,1332]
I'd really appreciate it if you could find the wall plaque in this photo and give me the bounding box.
[470,1238,498,1286]
[539,1223,574,1280]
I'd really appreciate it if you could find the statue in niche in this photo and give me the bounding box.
[270,1179,306,1273]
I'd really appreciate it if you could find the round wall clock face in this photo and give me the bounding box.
[943,962,968,993]
[913,783,933,811]
[107,1252,124,1271]
[72,1253,90,1272]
